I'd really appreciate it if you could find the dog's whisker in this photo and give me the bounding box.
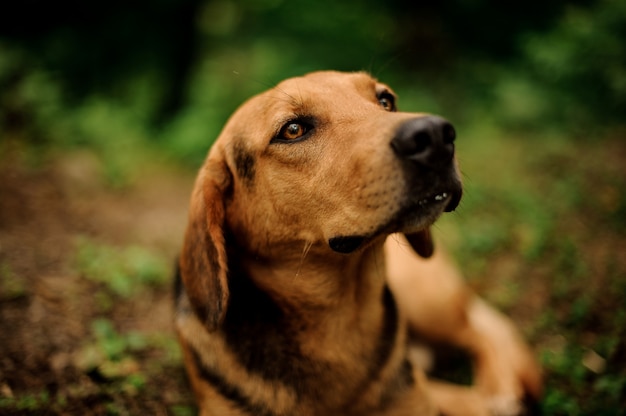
[271,86,301,107]
[373,241,385,281]
[266,93,301,106]
[231,70,278,91]
[293,240,313,281]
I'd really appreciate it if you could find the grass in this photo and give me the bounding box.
[74,237,170,300]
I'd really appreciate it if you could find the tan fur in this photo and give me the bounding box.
[175,71,542,415]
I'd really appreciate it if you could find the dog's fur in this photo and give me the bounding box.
[174,71,542,415]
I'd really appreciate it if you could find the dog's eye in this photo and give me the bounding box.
[273,120,313,143]
[283,122,306,140]
[378,92,396,112]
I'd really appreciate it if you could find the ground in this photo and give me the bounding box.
[0,146,196,415]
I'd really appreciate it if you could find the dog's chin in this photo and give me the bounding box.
[385,185,460,234]
[397,189,461,233]
[328,189,461,254]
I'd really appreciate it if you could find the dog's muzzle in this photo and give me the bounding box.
[328,116,462,254]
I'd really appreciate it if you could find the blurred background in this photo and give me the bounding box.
[0,0,624,414]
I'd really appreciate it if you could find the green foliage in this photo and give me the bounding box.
[70,318,148,414]
[2,0,623,166]
[0,391,50,411]
[74,237,169,299]
[465,0,625,135]
[522,0,626,130]
[542,341,626,414]
[170,404,198,416]
[93,319,147,360]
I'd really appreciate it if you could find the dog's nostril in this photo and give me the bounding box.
[413,131,431,154]
[442,122,456,145]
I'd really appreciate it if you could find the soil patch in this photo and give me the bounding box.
[0,148,196,415]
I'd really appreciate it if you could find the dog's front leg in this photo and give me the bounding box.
[385,236,542,415]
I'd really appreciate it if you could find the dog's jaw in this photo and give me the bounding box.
[328,184,461,254]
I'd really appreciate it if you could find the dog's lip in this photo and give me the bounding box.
[412,188,461,213]
[328,189,461,254]
[417,191,451,210]
[445,187,463,212]
[392,186,462,230]
[444,189,462,212]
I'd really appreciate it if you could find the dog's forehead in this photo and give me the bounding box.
[218,71,391,149]
[280,70,381,95]
[246,71,384,114]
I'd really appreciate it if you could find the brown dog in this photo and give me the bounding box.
[174,71,542,415]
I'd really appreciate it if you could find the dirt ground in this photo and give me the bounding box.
[0,147,197,415]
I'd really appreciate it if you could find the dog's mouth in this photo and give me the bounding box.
[386,185,462,233]
[416,190,461,213]
[328,186,462,254]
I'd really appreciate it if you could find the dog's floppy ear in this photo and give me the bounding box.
[179,156,231,331]
[405,228,435,258]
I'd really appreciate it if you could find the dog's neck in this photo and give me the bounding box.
[228,236,389,315]
[216,235,408,410]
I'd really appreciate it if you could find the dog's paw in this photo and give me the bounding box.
[487,395,522,416]
[486,394,542,416]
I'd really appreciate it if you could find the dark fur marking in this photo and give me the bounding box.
[340,285,405,410]
[222,260,327,397]
[375,286,401,374]
[365,285,403,393]
[218,244,406,410]
[233,142,255,184]
[186,214,224,327]
[173,259,193,316]
[190,348,277,416]
[377,359,416,411]
[173,260,183,302]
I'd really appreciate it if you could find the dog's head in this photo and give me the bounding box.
[180,71,462,329]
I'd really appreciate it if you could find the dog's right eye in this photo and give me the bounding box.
[378,92,396,112]
[283,122,306,140]
[272,120,314,143]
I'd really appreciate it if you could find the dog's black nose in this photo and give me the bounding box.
[391,116,456,167]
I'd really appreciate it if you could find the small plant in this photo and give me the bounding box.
[0,391,52,413]
[74,237,169,298]
[74,319,147,398]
